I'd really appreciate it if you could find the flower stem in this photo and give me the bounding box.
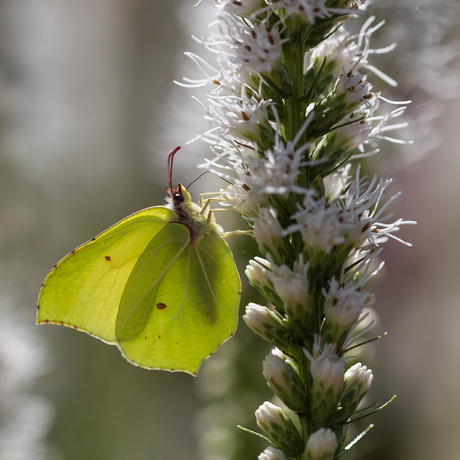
[297,342,313,456]
[283,36,306,145]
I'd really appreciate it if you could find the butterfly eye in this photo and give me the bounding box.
[173,192,184,204]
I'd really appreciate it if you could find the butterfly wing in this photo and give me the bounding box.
[116,222,241,375]
[37,207,177,343]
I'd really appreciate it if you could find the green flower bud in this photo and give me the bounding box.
[243,304,293,351]
[253,207,286,264]
[340,363,373,418]
[305,340,346,425]
[255,401,303,458]
[269,256,314,338]
[245,258,284,311]
[263,351,309,413]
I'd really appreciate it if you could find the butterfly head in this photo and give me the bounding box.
[168,183,192,207]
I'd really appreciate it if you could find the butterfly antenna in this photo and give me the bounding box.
[167,146,181,195]
[186,171,209,189]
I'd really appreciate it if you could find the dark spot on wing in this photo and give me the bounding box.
[145,336,147,340]
[158,335,161,339]
[91,237,96,241]
[157,303,167,310]
[36,305,39,310]
[59,321,64,326]
[44,320,49,324]
[70,249,76,254]
[73,325,78,330]
[104,255,111,261]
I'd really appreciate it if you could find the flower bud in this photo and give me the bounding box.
[243,304,293,351]
[340,363,373,418]
[255,402,303,458]
[245,258,283,309]
[253,207,285,262]
[258,447,289,460]
[263,352,309,413]
[304,339,346,425]
[306,428,337,460]
[269,256,313,338]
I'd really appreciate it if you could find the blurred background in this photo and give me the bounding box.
[0,1,458,459]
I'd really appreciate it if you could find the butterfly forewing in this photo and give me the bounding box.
[37,207,176,343]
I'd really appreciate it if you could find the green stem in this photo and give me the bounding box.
[296,343,313,458]
[282,36,306,144]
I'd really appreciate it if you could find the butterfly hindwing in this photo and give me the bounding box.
[116,222,240,374]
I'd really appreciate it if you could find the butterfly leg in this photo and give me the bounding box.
[198,192,220,209]
[222,229,253,239]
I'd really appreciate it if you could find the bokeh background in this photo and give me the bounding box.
[0,1,458,459]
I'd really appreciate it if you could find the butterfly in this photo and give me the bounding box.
[36,147,241,375]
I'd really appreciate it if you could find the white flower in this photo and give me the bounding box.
[271,0,353,25]
[217,0,268,18]
[253,140,308,196]
[356,96,411,154]
[287,167,415,256]
[306,428,337,460]
[204,91,273,142]
[310,19,397,87]
[324,278,374,329]
[201,13,286,75]
[337,68,373,105]
[177,53,242,91]
[208,130,311,215]
[287,191,348,256]
[336,165,416,247]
